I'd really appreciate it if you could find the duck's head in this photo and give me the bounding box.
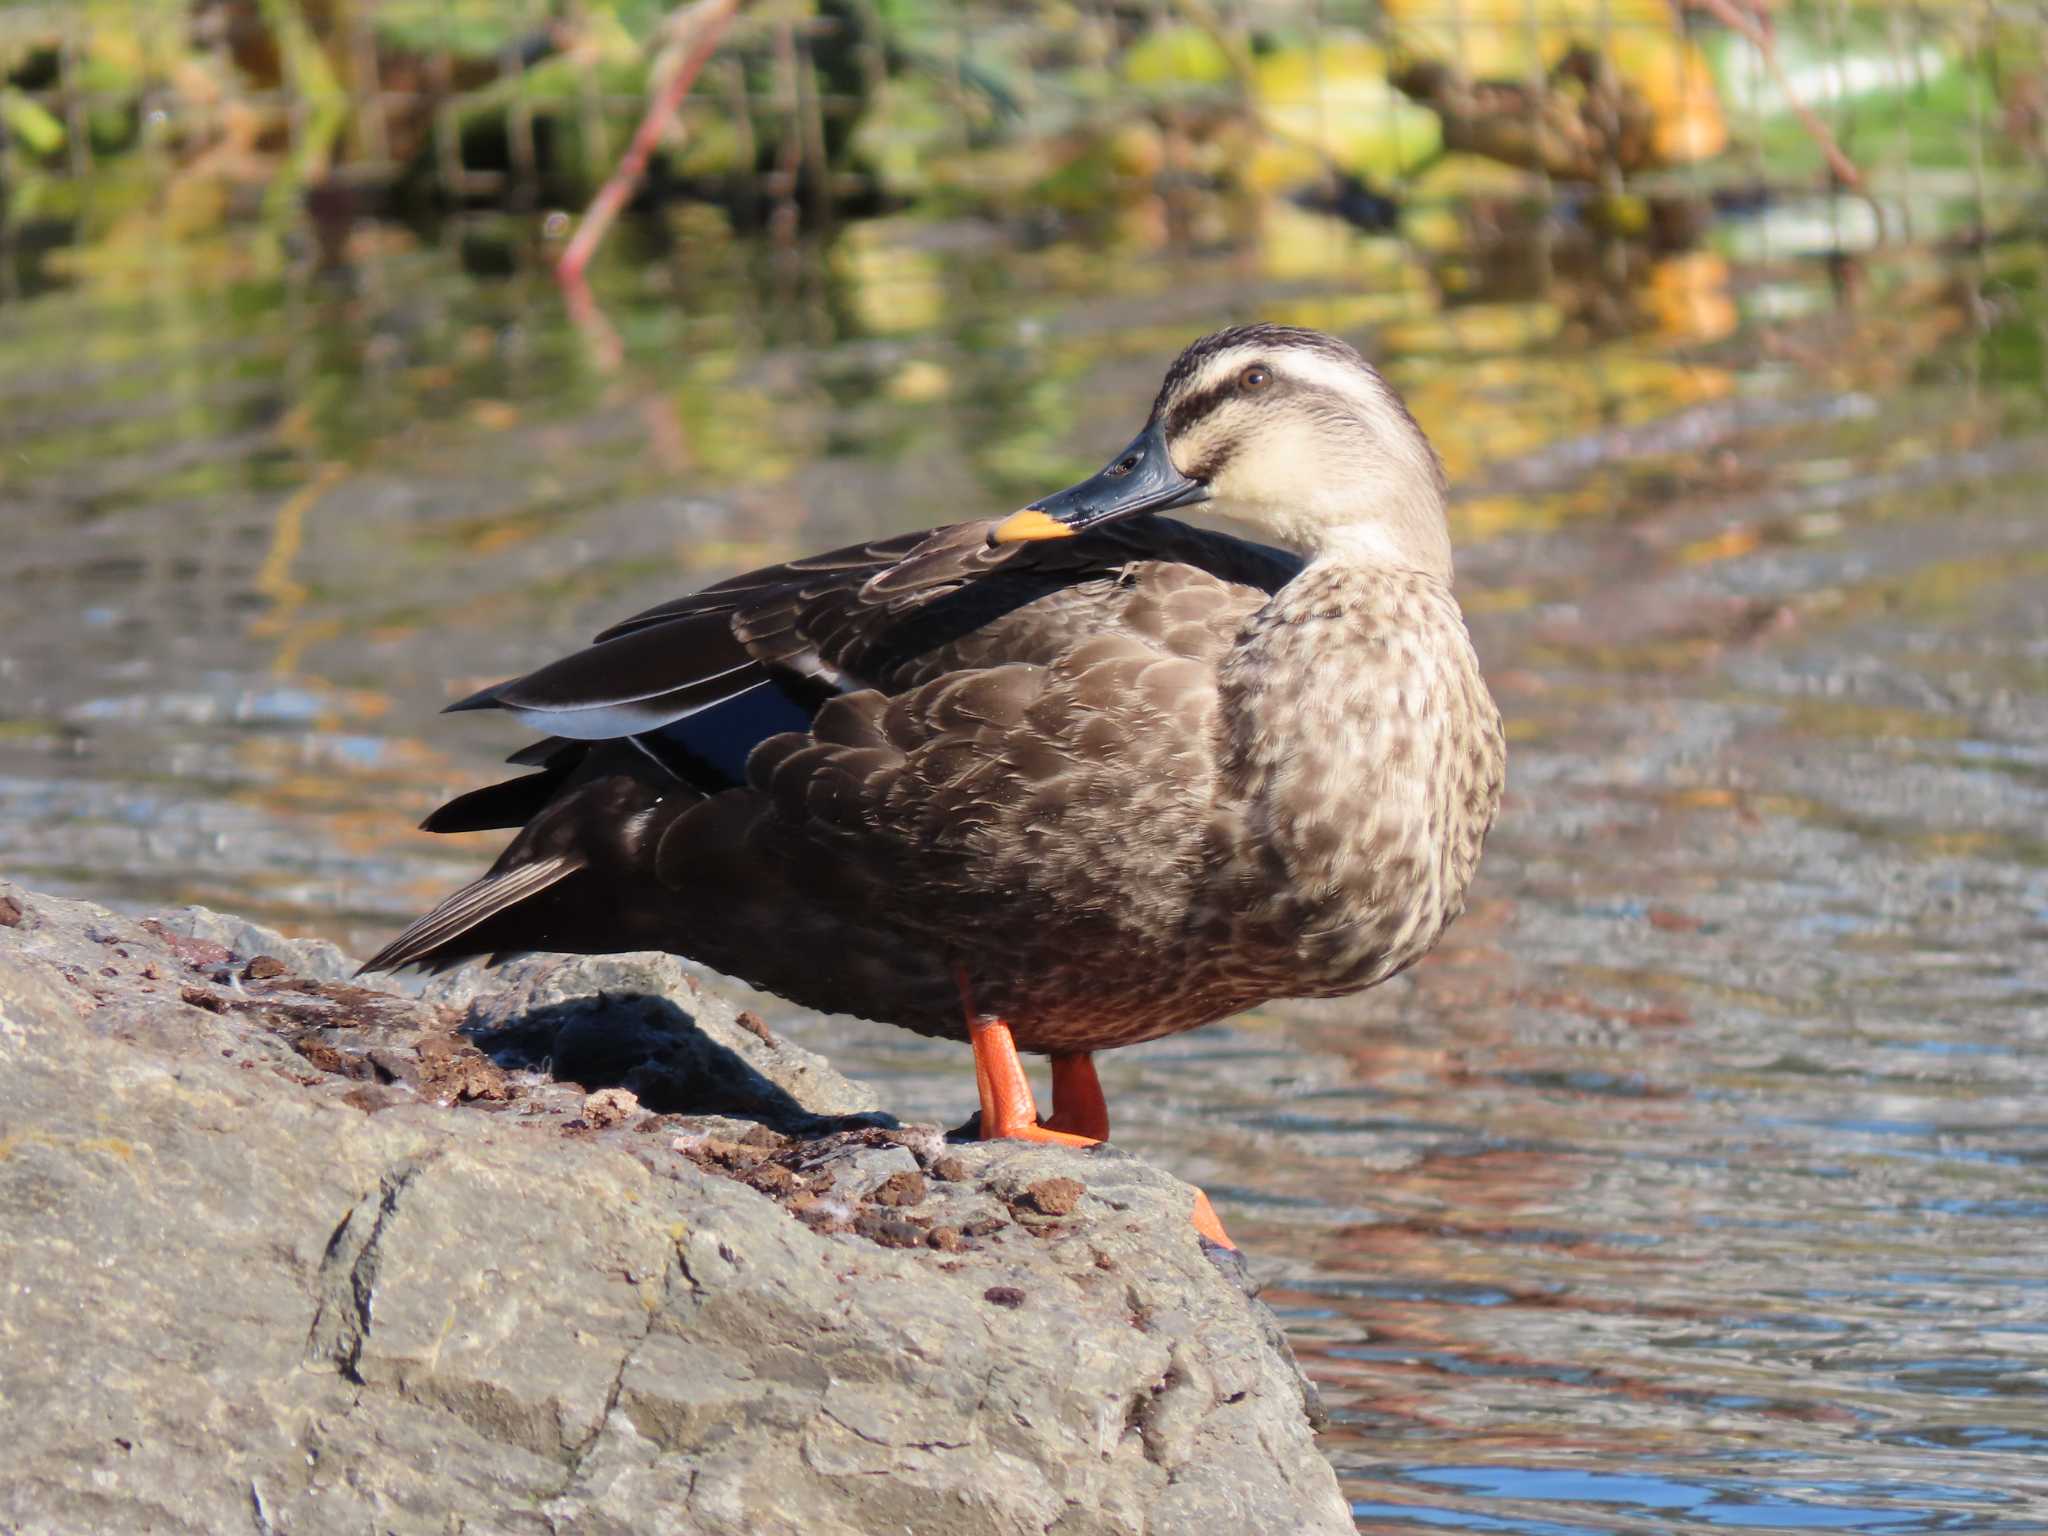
[995,323,1451,579]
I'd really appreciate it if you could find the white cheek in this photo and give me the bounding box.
[1209,420,1358,516]
[1171,413,1237,479]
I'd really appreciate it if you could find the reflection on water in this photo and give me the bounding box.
[3,196,2046,1531]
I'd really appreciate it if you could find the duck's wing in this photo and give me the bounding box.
[445,516,1298,793]
[444,524,987,744]
[366,517,1297,976]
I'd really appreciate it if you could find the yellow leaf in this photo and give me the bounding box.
[1254,35,1442,178]
[1123,26,1235,90]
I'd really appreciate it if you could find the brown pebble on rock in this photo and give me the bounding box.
[242,955,289,982]
[1020,1177,1085,1217]
[930,1155,971,1183]
[0,895,23,927]
[1647,907,1703,933]
[705,1139,762,1171]
[854,1212,925,1249]
[734,1009,776,1044]
[797,1204,850,1235]
[738,1123,786,1150]
[415,1035,513,1103]
[582,1087,640,1129]
[179,985,226,1014]
[869,1170,927,1208]
[291,1038,360,1078]
[983,1286,1026,1309]
[139,921,232,971]
[746,1163,797,1197]
[962,1215,1007,1238]
[926,1225,964,1252]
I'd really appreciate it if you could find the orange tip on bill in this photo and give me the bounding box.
[991,508,1075,543]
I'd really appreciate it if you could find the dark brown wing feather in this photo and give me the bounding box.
[461,516,1296,773]
[418,769,564,833]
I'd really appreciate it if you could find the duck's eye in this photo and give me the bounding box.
[1239,365,1271,392]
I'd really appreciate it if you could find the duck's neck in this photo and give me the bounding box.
[1306,520,1451,581]
[1236,493,1453,583]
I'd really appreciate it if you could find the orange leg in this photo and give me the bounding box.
[967,1015,1100,1147]
[955,970,1235,1247]
[1046,1052,1111,1141]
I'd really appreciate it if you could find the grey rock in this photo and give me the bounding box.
[158,903,882,1125]
[803,1139,921,1197]
[0,880,1350,1535]
[153,902,363,985]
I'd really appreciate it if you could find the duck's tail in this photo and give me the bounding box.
[357,854,586,975]
[358,741,683,976]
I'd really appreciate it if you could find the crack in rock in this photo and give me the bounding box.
[820,1405,972,1454]
[549,1228,688,1501]
[304,1163,419,1382]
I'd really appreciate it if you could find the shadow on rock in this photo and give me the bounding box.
[465,989,890,1134]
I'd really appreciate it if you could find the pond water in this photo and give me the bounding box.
[3,192,2046,1531]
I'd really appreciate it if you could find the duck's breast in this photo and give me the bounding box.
[1215,563,1506,995]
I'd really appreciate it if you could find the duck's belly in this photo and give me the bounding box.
[668,836,1431,1054]
[774,933,1285,1053]
[671,882,1265,1052]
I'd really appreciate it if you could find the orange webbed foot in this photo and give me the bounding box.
[966,1013,1099,1145]
[1190,1189,1236,1250]
[987,1121,1103,1148]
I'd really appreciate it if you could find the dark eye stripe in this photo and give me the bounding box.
[1164,382,1237,438]
[1183,433,1242,483]
[1150,323,1364,415]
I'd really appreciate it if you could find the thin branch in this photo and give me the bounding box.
[1685,0,1865,191]
[556,0,744,290]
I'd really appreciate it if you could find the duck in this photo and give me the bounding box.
[364,324,1507,1248]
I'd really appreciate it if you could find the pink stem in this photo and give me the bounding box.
[557,0,744,289]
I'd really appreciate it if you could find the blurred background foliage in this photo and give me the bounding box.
[1,0,2042,581]
[1,0,2041,268]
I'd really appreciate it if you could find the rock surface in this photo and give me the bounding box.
[0,881,1350,1535]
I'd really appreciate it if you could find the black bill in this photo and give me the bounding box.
[992,417,1209,544]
